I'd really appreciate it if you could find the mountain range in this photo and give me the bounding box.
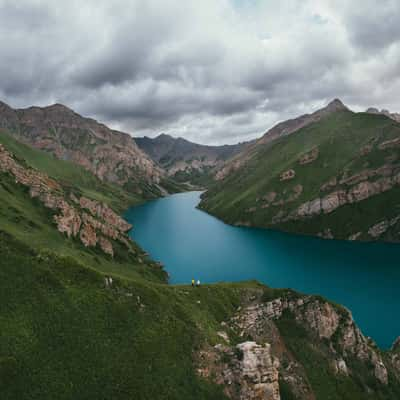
[2,98,400,399]
[2,98,400,243]
[135,133,249,185]
[0,101,179,198]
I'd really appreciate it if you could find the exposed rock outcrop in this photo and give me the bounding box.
[379,137,400,150]
[299,147,319,165]
[198,341,280,400]
[198,291,394,399]
[233,295,389,386]
[280,169,295,181]
[0,143,133,256]
[272,166,400,226]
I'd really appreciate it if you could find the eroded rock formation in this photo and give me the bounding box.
[0,143,133,256]
[198,290,398,399]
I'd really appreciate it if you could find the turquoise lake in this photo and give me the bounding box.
[125,191,400,349]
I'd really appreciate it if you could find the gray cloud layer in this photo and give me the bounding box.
[0,0,399,144]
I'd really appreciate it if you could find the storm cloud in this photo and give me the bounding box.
[0,0,399,144]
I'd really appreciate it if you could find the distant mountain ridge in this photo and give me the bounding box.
[135,133,249,184]
[0,101,173,198]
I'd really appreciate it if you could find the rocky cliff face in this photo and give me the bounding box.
[198,289,400,399]
[0,143,134,256]
[271,163,400,230]
[0,101,165,197]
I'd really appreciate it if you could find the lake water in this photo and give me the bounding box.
[125,191,400,349]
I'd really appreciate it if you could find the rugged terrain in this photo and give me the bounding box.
[0,142,133,257]
[198,288,400,400]
[1,106,400,399]
[201,100,400,242]
[136,133,248,186]
[0,101,182,198]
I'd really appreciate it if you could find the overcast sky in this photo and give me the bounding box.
[1,0,399,144]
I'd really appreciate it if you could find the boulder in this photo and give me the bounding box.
[280,169,296,181]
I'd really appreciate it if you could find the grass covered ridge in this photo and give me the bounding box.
[200,111,400,241]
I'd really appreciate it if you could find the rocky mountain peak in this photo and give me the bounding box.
[322,98,348,113]
[45,103,76,113]
[156,133,174,140]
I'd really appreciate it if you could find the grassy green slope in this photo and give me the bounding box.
[1,128,399,399]
[0,135,243,398]
[200,111,400,240]
[0,231,254,400]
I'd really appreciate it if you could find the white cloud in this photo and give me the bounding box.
[0,0,399,144]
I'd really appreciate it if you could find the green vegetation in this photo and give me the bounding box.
[0,136,245,399]
[201,111,400,241]
[172,166,216,188]
[1,128,400,399]
[0,231,253,400]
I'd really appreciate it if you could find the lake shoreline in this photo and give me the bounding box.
[125,191,400,349]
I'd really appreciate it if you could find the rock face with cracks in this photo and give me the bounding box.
[197,290,400,399]
[0,143,132,256]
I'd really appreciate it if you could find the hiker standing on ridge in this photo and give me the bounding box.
[191,279,195,287]
[196,279,201,287]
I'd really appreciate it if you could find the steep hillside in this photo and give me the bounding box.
[215,99,348,181]
[200,102,400,242]
[0,101,181,198]
[135,133,248,186]
[0,134,165,282]
[1,134,400,399]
